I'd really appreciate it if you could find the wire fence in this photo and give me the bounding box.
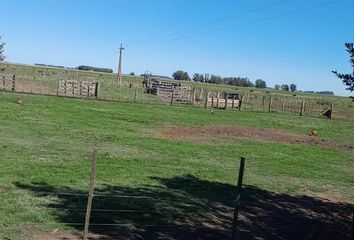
[0,70,336,119]
[1,148,353,240]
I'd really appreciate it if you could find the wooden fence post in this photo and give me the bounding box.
[83,148,98,240]
[231,157,246,240]
[330,103,334,119]
[268,98,273,112]
[12,75,16,91]
[232,96,235,109]
[216,92,220,108]
[200,88,204,101]
[170,87,175,106]
[95,82,99,100]
[134,86,138,102]
[239,96,245,111]
[204,91,209,108]
[191,87,196,105]
[282,98,285,112]
[225,93,228,109]
[300,100,306,116]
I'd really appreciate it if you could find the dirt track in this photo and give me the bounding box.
[156,125,353,150]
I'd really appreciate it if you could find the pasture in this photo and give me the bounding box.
[2,62,354,121]
[0,89,353,239]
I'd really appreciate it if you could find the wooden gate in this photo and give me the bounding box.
[57,80,99,98]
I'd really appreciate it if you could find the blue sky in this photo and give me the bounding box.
[2,0,354,95]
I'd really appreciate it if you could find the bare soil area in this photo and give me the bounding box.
[156,125,353,150]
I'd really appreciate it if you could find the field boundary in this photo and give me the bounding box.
[0,73,336,119]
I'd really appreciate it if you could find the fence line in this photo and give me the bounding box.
[0,73,334,119]
[2,146,352,239]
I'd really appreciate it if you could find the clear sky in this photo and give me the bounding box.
[2,0,354,96]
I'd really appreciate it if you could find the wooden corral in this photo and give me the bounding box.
[207,92,240,109]
[143,76,179,94]
[157,86,193,105]
[144,76,193,104]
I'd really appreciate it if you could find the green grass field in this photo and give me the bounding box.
[0,91,353,239]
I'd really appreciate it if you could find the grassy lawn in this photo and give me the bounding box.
[0,91,353,239]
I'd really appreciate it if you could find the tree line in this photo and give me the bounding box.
[172,70,264,88]
[274,83,297,92]
[172,70,299,91]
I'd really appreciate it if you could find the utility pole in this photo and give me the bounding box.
[117,43,125,86]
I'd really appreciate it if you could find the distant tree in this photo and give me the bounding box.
[223,77,254,87]
[209,75,223,84]
[317,91,334,95]
[255,79,267,88]
[192,73,204,82]
[281,84,289,91]
[130,72,135,76]
[172,70,190,81]
[0,37,5,61]
[274,84,280,90]
[290,83,297,92]
[332,43,354,99]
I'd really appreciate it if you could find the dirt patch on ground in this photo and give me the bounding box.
[155,125,353,150]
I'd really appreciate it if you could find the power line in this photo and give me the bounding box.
[129,0,342,47]
[127,0,287,46]
[107,48,119,63]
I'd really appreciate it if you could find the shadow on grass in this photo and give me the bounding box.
[15,175,353,240]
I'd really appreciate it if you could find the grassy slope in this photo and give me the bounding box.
[0,92,353,238]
